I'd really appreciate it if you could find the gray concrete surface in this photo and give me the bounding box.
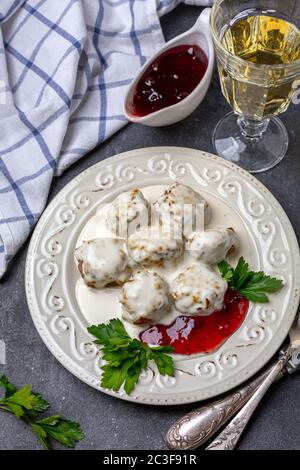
[0,5,300,450]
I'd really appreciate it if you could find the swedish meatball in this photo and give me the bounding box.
[120,270,171,324]
[126,226,183,267]
[106,188,150,236]
[153,182,211,238]
[170,263,227,316]
[186,228,239,264]
[75,237,132,288]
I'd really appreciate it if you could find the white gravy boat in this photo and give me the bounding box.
[124,8,214,127]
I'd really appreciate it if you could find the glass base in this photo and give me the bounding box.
[212,112,289,173]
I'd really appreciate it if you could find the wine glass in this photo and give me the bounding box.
[210,0,300,173]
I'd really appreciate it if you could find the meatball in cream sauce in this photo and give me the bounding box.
[106,188,150,237]
[186,228,239,264]
[75,237,132,288]
[153,182,211,238]
[120,270,171,324]
[170,263,227,316]
[126,226,183,267]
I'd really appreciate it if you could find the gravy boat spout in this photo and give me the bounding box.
[124,8,214,127]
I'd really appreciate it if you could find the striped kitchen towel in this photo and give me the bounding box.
[0,0,212,279]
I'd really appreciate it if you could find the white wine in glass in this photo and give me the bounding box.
[210,1,300,173]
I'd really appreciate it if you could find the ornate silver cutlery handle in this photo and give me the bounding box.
[166,361,285,450]
[206,347,295,450]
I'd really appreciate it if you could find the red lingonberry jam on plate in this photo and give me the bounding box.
[140,290,249,355]
[130,44,208,117]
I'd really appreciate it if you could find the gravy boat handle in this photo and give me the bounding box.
[191,7,212,33]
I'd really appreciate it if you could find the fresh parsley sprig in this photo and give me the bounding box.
[218,256,283,302]
[88,318,175,394]
[0,375,84,450]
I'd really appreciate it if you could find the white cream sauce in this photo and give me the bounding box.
[75,185,252,339]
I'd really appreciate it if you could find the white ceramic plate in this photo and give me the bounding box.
[25,147,300,405]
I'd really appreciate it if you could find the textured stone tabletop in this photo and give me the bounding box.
[1,5,300,450]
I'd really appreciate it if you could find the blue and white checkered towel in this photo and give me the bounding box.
[0,0,212,279]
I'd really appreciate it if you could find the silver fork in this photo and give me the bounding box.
[166,312,300,451]
[205,346,294,450]
[166,360,285,450]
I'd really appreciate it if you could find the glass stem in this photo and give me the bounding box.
[237,117,270,141]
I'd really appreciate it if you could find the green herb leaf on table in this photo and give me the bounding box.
[0,375,16,397]
[218,256,283,302]
[0,375,84,450]
[88,319,175,394]
[31,416,85,450]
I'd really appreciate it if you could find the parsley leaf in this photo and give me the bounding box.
[88,319,175,394]
[151,351,175,376]
[31,416,85,450]
[0,375,84,450]
[0,375,16,397]
[218,260,234,282]
[3,385,36,417]
[218,256,283,302]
